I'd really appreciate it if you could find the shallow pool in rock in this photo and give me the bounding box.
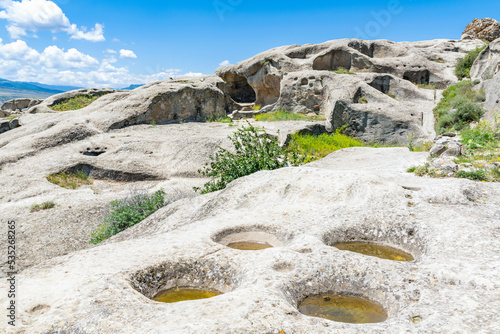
[298,293,388,324]
[153,288,221,303]
[333,242,414,261]
[226,241,273,250]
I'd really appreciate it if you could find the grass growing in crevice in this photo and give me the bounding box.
[30,201,56,213]
[255,110,325,122]
[90,189,167,244]
[206,116,232,123]
[332,67,356,75]
[433,80,486,134]
[51,95,102,111]
[455,45,488,80]
[47,171,92,189]
[407,119,500,182]
[287,130,364,160]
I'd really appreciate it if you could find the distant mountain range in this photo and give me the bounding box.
[121,84,144,90]
[0,77,146,105]
[0,77,82,104]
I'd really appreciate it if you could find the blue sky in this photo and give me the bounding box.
[0,0,498,88]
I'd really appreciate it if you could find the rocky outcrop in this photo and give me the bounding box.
[0,117,19,134]
[217,38,484,143]
[470,39,500,81]
[2,148,499,333]
[27,88,118,114]
[462,18,500,42]
[0,98,42,115]
[470,39,500,120]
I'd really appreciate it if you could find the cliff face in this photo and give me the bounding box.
[217,38,484,143]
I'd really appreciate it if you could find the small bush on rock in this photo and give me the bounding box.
[433,80,486,133]
[195,123,306,194]
[90,189,167,244]
[455,45,487,80]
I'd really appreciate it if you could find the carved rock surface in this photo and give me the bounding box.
[217,38,484,143]
[2,148,499,333]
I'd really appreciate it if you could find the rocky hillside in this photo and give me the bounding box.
[0,19,499,334]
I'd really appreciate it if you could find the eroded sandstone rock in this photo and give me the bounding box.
[218,38,484,143]
[2,148,499,333]
[462,18,500,42]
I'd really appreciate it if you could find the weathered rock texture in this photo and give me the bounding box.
[471,39,500,120]
[462,18,500,42]
[217,38,484,143]
[1,148,499,333]
[0,98,41,115]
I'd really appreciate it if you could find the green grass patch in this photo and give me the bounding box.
[456,169,488,181]
[51,95,101,111]
[332,67,356,75]
[90,189,167,244]
[47,171,92,189]
[255,110,325,122]
[206,116,232,123]
[30,201,56,213]
[416,83,438,90]
[4,114,20,120]
[408,120,500,182]
[287,131,364,160]
[455,45,488,80]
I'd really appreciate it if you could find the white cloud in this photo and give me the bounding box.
[0,38,199,88]
[104,48,116,54]
[67,23,105,42]
[218,60,231,67]
[119,49,137,59]
[0,0,104,41]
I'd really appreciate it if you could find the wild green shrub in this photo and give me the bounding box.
[455,45,487,80]
[456,169,487,181]
[451,96,484,126]
[90,189,167,244]
[433,80,486,133]
[195,123,305,194]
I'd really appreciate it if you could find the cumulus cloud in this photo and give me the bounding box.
[67,23,105,42]
[218,60,231,67]
[119,49,137,59]
[0,38,198,88]
[0,0,104,41]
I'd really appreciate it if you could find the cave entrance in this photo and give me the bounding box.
[403,70,430,85]
[368,75,393,94]
[221,73,256,103]
[313,49,353,71]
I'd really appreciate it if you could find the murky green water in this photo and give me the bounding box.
[299,293,388,324]
[334,242,414,261]
[226,241,273,250]
[153,288,221,303]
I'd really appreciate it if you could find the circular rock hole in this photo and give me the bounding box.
[298,292,388,324]
[323,224,423,261]
[130,261,238,304]
[213,226,291,251]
